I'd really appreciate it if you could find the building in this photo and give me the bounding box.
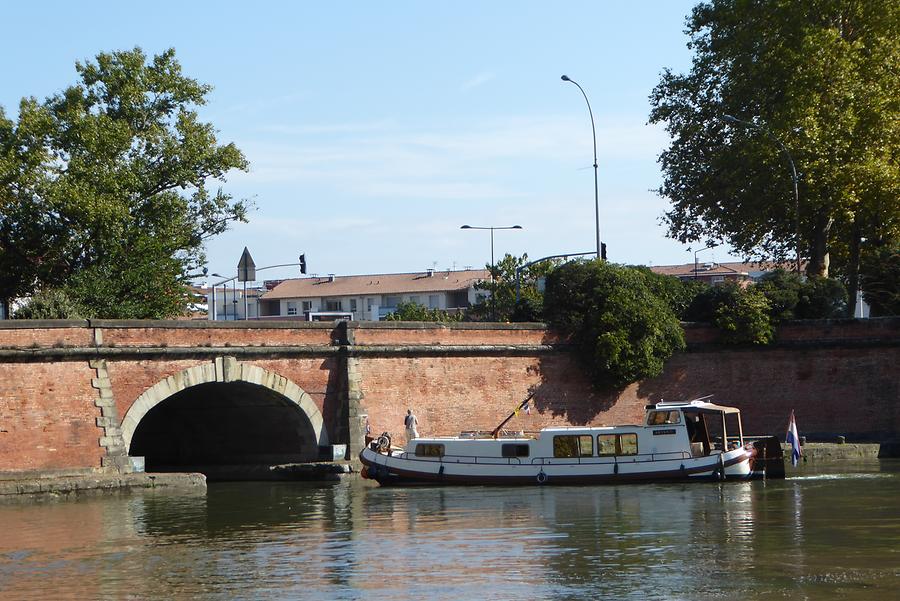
[250,268,491,321]
[650,260,799,286]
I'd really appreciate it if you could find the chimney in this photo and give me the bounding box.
[327,274,336,282]
[426,268,435,277]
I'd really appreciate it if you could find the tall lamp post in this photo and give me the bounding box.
[723,115,802,275]
[460,224,523,320]
[693,244,718,279]
[561,74,601,260]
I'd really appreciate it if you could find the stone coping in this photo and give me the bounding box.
[0,472,206,500]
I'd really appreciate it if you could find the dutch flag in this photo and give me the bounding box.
[786,410,802,467]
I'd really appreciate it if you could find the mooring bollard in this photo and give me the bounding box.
[836,435,846,445]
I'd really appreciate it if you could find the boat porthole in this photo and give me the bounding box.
[536,471,548,484]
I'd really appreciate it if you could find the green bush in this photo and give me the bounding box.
[14,288,85,319]
[713,287,774,345]
[755,269,802,322]
[544,260,685,390]
[796,277,847,319]
[860,244,900,316]
[384,302,462,322]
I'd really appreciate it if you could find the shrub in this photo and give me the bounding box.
[14,289,85,319]
[713,287,774,345]
[384,302,462,322]
[796,277,848,319]
[544,260,685,390]
[755,269,802,322]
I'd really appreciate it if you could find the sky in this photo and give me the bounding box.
[0,1,742,284]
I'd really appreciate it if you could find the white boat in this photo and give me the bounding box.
[360,396,785,486]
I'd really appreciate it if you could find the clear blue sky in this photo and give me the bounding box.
[1,1,741,282]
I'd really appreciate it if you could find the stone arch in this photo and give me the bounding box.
[120,356,328,451]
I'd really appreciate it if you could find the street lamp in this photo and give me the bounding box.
[723,114,802,275]
[460,224,523,320]
[693,244,718,279]
[561,74,601,260]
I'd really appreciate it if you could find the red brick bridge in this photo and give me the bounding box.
[0,318,897,479]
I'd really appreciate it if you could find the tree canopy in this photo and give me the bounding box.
[543,260,685,390]
[469,253,557,322]
[649,0,900,307]
[0,47,248,318]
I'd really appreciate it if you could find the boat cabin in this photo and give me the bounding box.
[406,399,746,464]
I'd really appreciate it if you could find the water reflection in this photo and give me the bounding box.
[0,461,897,600]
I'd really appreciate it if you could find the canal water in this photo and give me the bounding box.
[2,461,898,600]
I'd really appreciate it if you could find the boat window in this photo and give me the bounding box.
[501,443,530,458]
[414,443,445,458]
[648,410,681,425]
[618,433,638,455]
[553,435,593,458]
[597,435,617,456]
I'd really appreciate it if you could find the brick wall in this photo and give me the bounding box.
[0,318,896,474]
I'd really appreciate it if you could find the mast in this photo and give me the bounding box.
[490,392,536,439]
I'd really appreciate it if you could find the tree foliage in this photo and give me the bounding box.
[543,260,686,390]
[649,1,900,287]
[469,253,556,322]
[13,288,84,320]
[713,286,774,345]
[384,301,463,323]
[860,243,900,316]
[0,48,248,318]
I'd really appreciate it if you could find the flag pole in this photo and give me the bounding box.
[491,392,536,439]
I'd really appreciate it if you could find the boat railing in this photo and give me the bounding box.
[391,449,695,466]
[458,430,540,439]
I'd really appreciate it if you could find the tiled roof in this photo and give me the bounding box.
[260,269,491,300]
[650,260,799,279]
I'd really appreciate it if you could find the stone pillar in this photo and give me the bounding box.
[90,359,131,473]
[345,356,367,459]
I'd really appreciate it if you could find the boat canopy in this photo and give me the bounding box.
[654,400,741,415]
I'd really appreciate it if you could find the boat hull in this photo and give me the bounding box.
[360,446,756,487]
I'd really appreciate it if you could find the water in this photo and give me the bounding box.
[2,461,898,600]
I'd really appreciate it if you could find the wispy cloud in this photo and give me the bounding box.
[460,71,495,92]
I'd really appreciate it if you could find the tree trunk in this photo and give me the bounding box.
[807,210,834,278]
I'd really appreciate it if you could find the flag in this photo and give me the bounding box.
[786,410,802,467]
[524,401,531,415]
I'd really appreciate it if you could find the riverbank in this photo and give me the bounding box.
[0,471,205,502]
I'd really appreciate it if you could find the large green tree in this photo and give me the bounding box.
[0,48,248,318]
[650,0,900,316]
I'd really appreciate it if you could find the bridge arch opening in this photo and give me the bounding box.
[122,360,328,479]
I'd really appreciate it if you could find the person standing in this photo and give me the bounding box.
[404,409,419,443]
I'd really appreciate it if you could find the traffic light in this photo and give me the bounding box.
[601,243,607,261]
[299,254,307,274]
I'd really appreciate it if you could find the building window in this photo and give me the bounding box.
[367,298,375,311]
[287,301,298,316]
[409,295,421,306]
[383,295,400,308]
[302,301,312,312]
[325,299,342,311]
[350,299,357,312]
[553,435,593,458]
[429,295,440,309]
